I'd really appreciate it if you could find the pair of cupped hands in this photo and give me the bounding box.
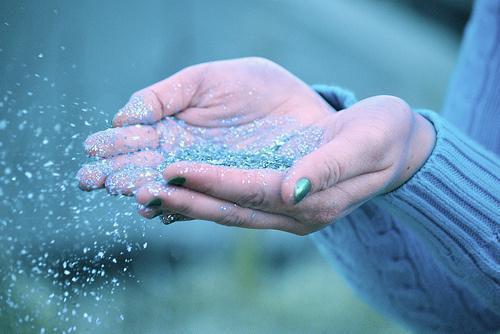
[77,57,435,235]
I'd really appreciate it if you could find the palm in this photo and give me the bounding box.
[77,58,333,196]
[165,58,328,127]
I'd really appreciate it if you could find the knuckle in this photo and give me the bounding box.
[377,95,413,127]
[318,156,341,188]
[376,95,410,112]
[314,210,336,227]
[298,204,336,228]
[231,171,272,209]
[217,208,247,227]
[235,188,267,208]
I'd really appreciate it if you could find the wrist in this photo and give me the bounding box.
[387,111,436,192]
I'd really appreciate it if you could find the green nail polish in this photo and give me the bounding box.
[294,178,311,204]
[167,176,186,186]
[146,198,162,207]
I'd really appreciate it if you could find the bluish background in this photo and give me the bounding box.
[0,0,471,333]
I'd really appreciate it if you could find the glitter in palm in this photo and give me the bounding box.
[94,96,326,195]
[158,117,325,171]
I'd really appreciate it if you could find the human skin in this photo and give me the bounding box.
[77,57,436,234]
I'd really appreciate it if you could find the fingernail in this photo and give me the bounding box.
[146,197,162,207]
[294,178,311,204]
[167,176,186,186]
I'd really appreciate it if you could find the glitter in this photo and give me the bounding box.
[105,166,160,195]
[84,128,116,157]
[149,116,325,171]
[115,96,155,125]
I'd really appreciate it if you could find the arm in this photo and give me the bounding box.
[313,85,499,332]
[381,108,499,309]
[78,57,499,332]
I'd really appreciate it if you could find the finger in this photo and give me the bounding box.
[291,168,391,227]
[162,162,286,212]
[84,125,159,158]
[137,204,162,219]
[112,65,203,127]
[155,117,196,151]
[137,203,192,222]
[76,160,113,191]
[281,133,384,205]
[77,150,163,191]
[134,183,303,233]
[105,166,161,196]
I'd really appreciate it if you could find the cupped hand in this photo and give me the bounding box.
[77,57,334,218]
[134,95,436,234]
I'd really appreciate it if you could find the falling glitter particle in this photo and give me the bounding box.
[1,57,328,333]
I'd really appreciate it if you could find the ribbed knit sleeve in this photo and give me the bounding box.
[378,109,500,312]
[441,0,500,152]
[311,1,500,331]
[313,85,500,332]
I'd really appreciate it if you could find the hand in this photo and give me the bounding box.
[77,57,334,217]
[133,95,436,234]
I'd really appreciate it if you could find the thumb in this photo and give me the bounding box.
[281,135,373,205]
[112,65,204,127]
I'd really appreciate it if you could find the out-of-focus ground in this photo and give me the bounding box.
[0,0,471,332]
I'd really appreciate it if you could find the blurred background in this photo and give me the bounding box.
[0,0,472,333]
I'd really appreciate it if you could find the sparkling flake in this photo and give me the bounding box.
[115,96,155,125]
[156,116,325,171]
[1,66,327,332]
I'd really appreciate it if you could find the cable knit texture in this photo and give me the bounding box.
[312,1,500,332]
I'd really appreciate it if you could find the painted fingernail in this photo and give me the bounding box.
[294,178,311,204]
[146,197,162,207]
[167,176,186,186]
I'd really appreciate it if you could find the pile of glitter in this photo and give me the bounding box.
[86,96,328,196]
[85,95,328,196]
[157,116,325,171]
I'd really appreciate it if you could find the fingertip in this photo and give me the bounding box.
[137,204,162,219]
[104,171,130,196]
[161,162,179,181]
[113,93,163,127]
[161,161,198,181]
[293,177,312,204]
[76,163,109,191]
[105,167,161,196]
[83,129,114,157]
[281,164,315,205]
[111,114,125,128]
[135,182,166,205]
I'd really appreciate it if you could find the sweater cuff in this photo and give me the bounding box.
[382,108,500,228]
[378,109,499,306]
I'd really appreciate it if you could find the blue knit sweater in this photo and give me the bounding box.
[312,1,500,332]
